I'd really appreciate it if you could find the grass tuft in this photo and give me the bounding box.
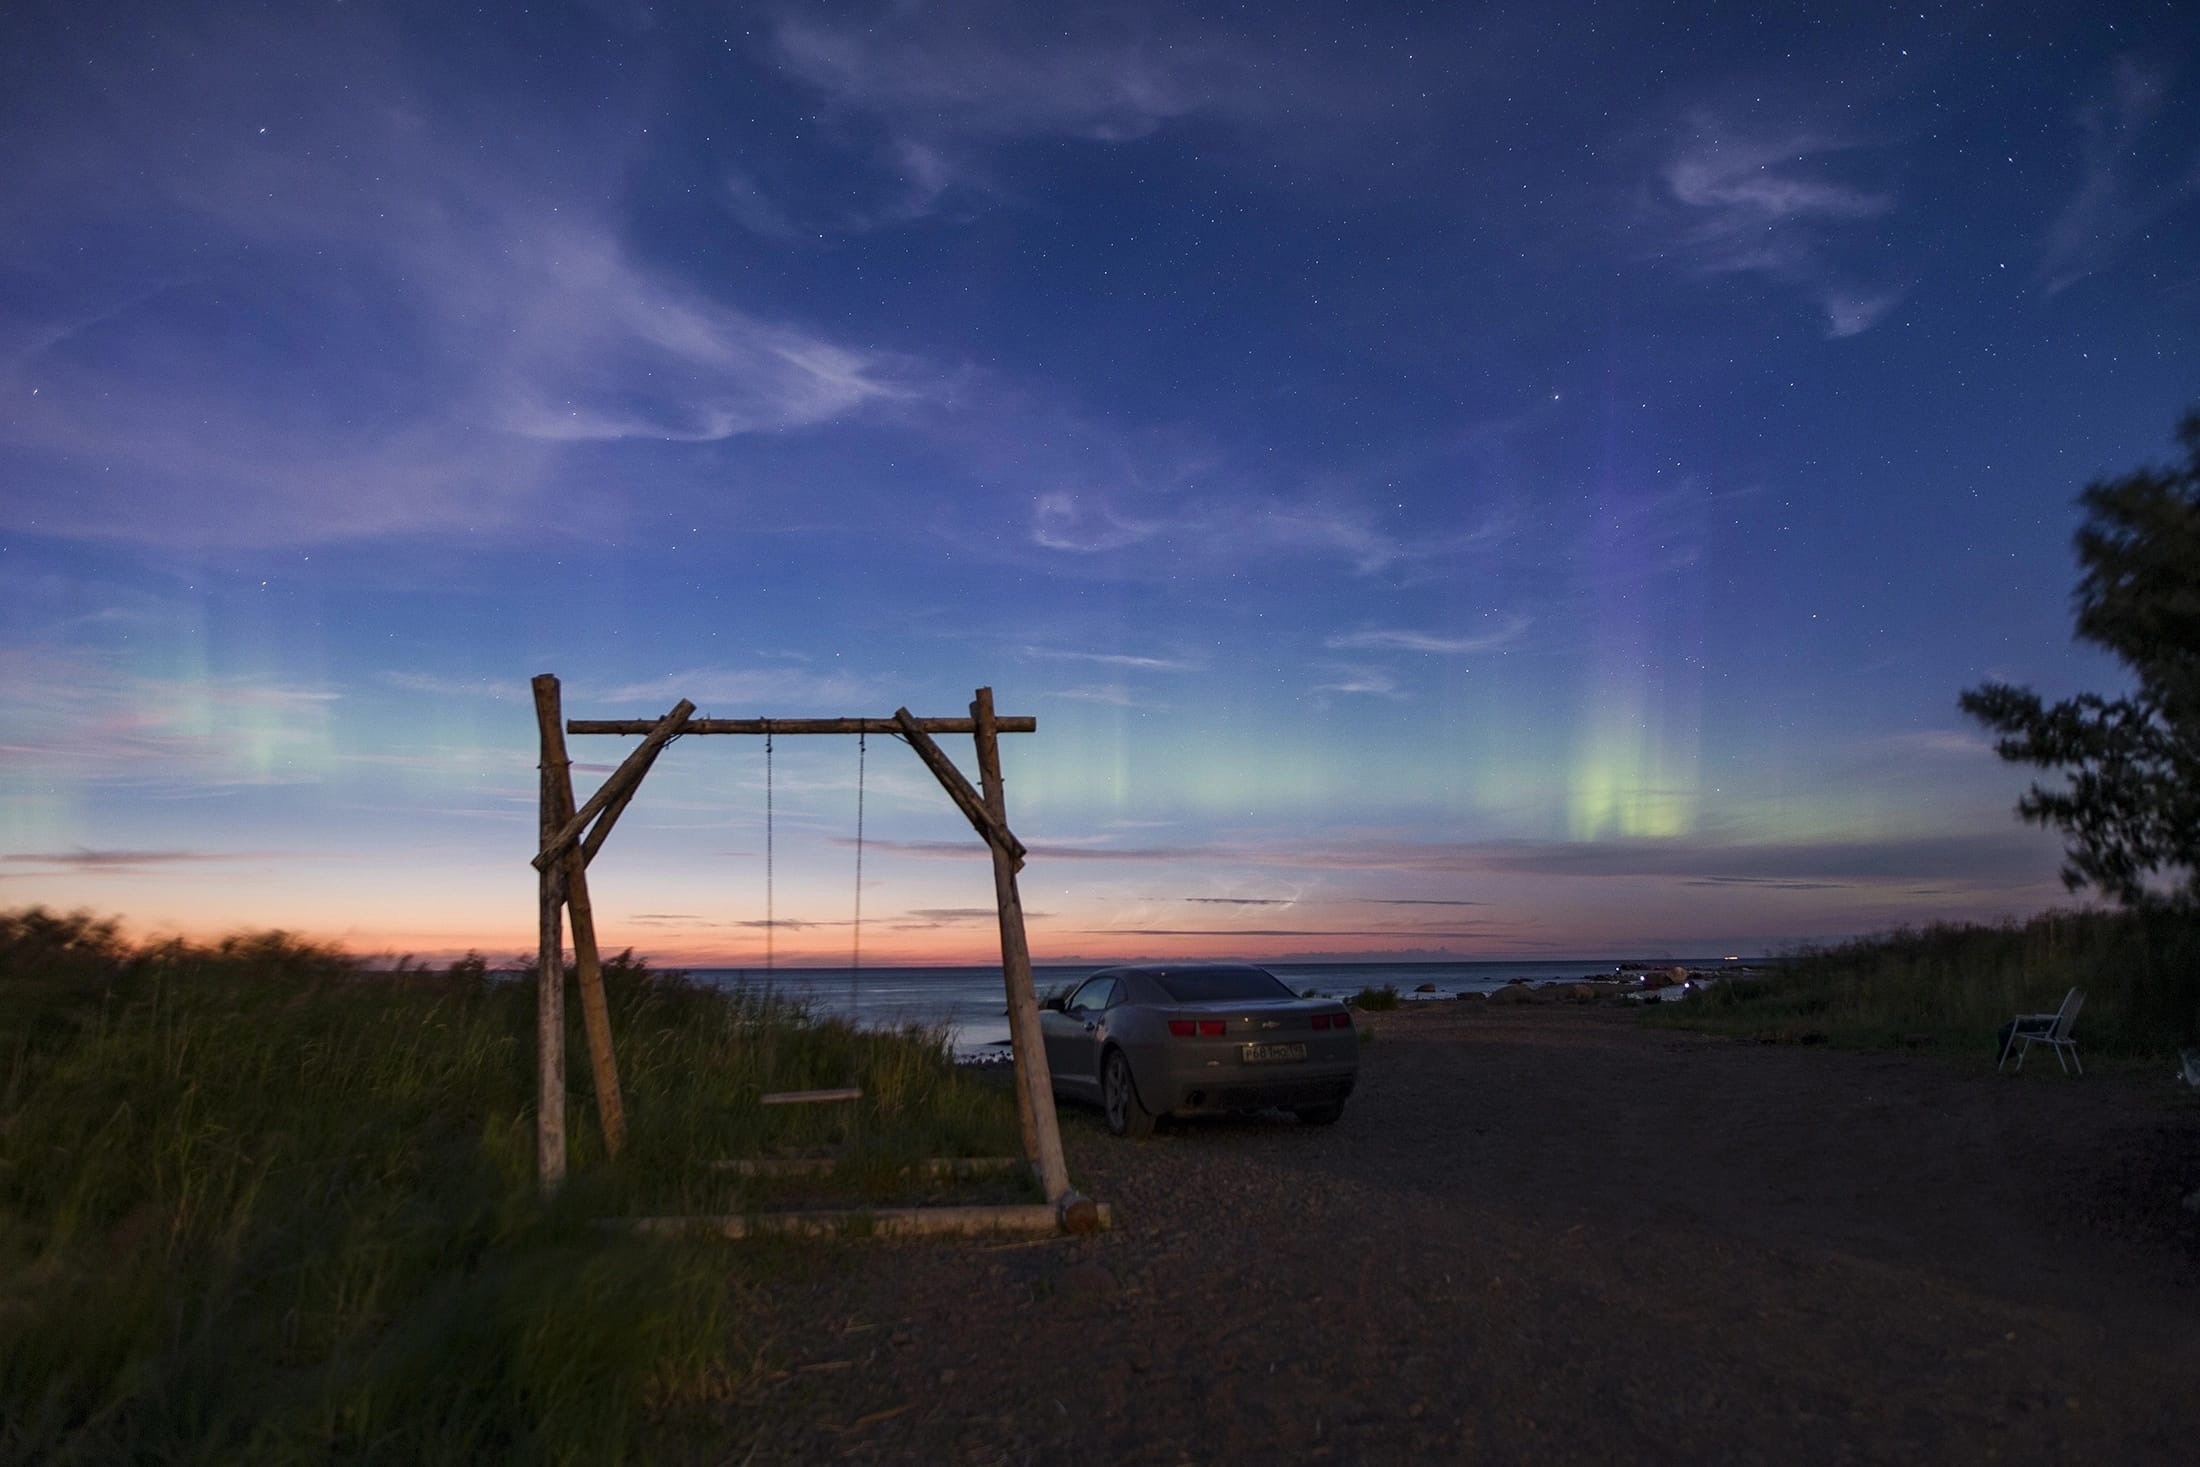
[0,907,1021,1463]
[1646,906,2200,1058]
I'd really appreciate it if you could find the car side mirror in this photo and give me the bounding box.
[1041,994,1065,1012]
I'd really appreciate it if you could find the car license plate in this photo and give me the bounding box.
[1242,1042,1307,1064]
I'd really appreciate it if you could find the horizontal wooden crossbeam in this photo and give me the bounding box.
[620,1198,1111,1240]
[568,716,1035,736]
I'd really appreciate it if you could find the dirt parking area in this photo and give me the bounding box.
[709,1005,2200,1465]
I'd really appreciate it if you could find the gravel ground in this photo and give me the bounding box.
[702,1004,2200,1465]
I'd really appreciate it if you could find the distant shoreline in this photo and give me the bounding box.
[662,956,1773,1057]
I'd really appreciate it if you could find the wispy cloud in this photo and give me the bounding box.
[1241,500,1505,577]
[1,849,290,872]
[764,1,1273,226]
[856,837,1181,862]
[1183,897,1292,906]
[1658,116,1903,337]
[384,672,517,701]
[1080,926,1497,939]
[1042,685,1149,708]
[0,649,340,790]
[1009,459,1506,580]
[2038,58,2200,296]
[1016,647,1203,673]
[1323,616,1530,655]
[858,827,2055,889]
[1309,665,1403,699]
[584,666,872,711]
[1875,729,1993,758]
[1030,492,1163,553]
[720,165,809,244]
[0,9,921,547]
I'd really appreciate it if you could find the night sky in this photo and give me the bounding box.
[5,1,2198,965]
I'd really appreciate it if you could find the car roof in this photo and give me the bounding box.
[1091,962,1274,976]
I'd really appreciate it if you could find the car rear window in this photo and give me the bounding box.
[1150,967,1294,1002]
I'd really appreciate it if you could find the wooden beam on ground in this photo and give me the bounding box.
[707,1156,1028,1179]
[569,716,1035,736]
[619,1200,1113,1240]
[758,1086,863,1106]
[533,698,695,871]
[894,708,1027,868]
[531,676,570,1194]
[534,674,626,1161]
[972,686,1071,1204]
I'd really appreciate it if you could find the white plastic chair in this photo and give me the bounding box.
[1998,987,2084,1076]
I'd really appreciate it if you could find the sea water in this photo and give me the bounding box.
[683,958,1745,1058]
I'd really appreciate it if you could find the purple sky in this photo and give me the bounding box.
[4,1,2198,964]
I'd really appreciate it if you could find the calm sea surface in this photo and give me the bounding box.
[682,958,1749,1058]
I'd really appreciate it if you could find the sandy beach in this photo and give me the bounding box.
[700,1001,2200,1464]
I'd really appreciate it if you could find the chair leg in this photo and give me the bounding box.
[2013,1038,2027,1073]
[2053,1043,2069,1075]
[2069,1044,2082,1078]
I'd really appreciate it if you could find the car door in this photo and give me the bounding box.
[1042,976,1117,1098]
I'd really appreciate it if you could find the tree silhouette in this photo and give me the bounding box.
[1960,408,2200,906]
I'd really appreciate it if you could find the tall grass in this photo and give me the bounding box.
[0,908,1021,1464]
[1648,906,2200,1057]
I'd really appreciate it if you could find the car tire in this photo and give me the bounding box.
[1295,1101,1345,1126]
[1102,1049,1157,1138]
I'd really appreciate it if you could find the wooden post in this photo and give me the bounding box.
[561,866,625,1157]
[535,678,630,1159]
[534,677,627,1160]
[972,687,1073,1206]
[531,675,570,1194]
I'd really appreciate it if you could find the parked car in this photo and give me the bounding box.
[1038,963,1358,1136]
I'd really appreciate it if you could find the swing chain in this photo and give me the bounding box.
[763,729,773,974]
[850,733,866,991]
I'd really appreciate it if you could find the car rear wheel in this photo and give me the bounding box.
[1295,1101,1345,1126]
[1102,1049,1156,1138]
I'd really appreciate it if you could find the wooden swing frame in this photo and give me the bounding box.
[528,674,1104,1237]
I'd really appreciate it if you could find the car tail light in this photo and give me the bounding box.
[1167,1019,1196,1037]
[1198,1019,1226,1037]
[1311,1011,1350,1030]
[1334,1009,1351,1027]
[1310,1013,1330,1030]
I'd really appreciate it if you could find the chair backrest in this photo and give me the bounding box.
[2050,987,2085,1039]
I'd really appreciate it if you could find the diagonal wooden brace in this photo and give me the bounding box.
[894,707,1027,869]
[534,699,694,871]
